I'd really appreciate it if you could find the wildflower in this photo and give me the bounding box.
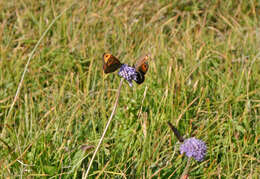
[180,137,207,162]
[118,64,138,87]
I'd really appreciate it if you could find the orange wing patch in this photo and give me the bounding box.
[103,53,122,74]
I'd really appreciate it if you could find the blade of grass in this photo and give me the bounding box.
[1,3,76,138]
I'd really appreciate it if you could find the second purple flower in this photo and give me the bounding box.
[180,137,207,162]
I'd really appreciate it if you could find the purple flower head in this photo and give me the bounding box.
[180,137,207,162]
[118,64,138,87]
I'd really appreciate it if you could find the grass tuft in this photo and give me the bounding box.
[0,0,259,178]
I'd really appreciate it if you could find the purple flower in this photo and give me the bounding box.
[118,64,138,87]
[180,137,207,162]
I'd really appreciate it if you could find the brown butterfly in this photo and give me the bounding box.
[103,53,122,74]
[134,55,149,84]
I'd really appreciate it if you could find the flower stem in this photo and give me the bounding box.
[180,157,191,179]
[84,79,124,178]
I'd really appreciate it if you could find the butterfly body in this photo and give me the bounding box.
[103,53,122,73]
[134,55,149,84]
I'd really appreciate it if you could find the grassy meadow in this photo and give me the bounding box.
[1,0,260,178]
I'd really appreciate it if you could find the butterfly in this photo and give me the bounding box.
[103,53,149,84]
[134,55,149,84]
[103,53,122,74]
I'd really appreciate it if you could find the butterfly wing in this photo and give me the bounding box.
[103,53,122,73]
[134,55,149,74]
[134,55,149,84]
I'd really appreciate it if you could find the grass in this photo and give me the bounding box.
[0,0,260,178]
